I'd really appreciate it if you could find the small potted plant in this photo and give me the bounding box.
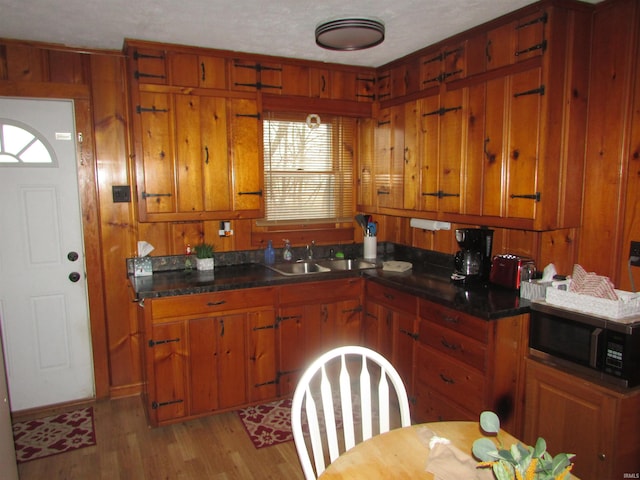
[193,242,215,271]
[472,411,575,480]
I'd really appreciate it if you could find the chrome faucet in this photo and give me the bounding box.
[306,241,315,260]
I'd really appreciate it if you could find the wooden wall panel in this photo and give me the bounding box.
[89,53,141,394]
[578,0,638,282]
[620,0,640,292]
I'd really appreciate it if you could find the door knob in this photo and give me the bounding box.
[69,272,81,282]
[67,251,79,261]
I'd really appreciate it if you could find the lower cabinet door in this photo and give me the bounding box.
[524,360,618,480]
[247,309,278,402]
[150,321,188,423]
[189,317,219,414]
[216,314,248,409]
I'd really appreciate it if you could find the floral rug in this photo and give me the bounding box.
[237,396,370,449]
[12,406,96,463]
[237,398,294,449]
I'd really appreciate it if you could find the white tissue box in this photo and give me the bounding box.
[133,257,153,277]
[545,287,640,319]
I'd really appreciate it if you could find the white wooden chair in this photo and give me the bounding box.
[291,345,411,480]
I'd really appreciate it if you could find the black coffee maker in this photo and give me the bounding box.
[451,228,494,283]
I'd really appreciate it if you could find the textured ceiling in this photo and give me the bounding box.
[0,0,600,67]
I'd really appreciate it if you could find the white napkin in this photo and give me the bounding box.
[541,263,557,281]
[419,427,493,480]
[137,241,154,257]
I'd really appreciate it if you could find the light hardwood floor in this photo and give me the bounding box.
[16,396,304,479]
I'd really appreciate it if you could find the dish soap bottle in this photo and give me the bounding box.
[265,240,275,265]
[283,240,293,262]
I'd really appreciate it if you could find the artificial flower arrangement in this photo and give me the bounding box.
[472,411,575,480]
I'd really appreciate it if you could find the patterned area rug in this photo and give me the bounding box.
[237,396,369,449]
[237,398,294,449]
[12,407,96,463]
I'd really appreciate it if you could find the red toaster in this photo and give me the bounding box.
[489,254,536,289]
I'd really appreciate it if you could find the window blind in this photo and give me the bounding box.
[262,112,354,224]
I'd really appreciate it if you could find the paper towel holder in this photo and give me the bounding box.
[409,218,451,231]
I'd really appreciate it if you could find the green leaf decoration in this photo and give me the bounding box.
[492,461,514,480]
[533,437,547,458]
[551,453,575,475]
[479,411,500,434]
[497,448,516,464]
[473,411,574,480]
[472,438,499,461]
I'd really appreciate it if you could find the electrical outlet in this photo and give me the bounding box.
[630,240,640,266]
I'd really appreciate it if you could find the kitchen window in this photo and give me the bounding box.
[261,112,354,225]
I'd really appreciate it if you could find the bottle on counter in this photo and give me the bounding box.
[283,240,293,262]
[265,240,275,265]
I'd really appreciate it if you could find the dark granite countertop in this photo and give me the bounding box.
[130,260,529,320]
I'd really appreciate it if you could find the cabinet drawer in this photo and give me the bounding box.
[366,282,417,315]
[279,278,362,304]
[413,380,475,423]
[415,345,485,414]
[418,319,487,372]
[151,287,277,319]
[419,298,489,343]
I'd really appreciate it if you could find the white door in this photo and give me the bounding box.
[0,340,19,480]
[0,97,95,411]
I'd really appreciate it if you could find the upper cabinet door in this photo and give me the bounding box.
[230,59,282,93]
[169,52,228,89]
[129,46,167,85]
[374,106,405,210]
[228,98,263,214]
[136,92,176,216]
[505,68,543,222]
[418,89,464,214]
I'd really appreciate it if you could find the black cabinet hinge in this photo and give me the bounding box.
[514,85,545,98]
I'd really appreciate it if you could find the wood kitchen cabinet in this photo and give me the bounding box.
[138,286,278,427]
[465,8,548,75]
[144,320,188,424]
[524,359,640,480]
[420,41,466,89]
[363,1,591,230]
[168,51,227,89]
[364,282,418,396]
[416,88,466,214]
[371,105,406,211]
[131,89,262,221]
[413,299,528,436]
[277,278,364,395]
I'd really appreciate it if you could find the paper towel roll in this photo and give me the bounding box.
[409,218,451,231]
[364,236,377,259]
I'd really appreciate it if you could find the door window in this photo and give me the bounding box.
[0,120,56,166]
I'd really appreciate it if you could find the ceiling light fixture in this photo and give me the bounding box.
[315,18,385,51]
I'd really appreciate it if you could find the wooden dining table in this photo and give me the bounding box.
[317,421,579,479]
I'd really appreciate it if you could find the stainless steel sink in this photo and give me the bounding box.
[266,258,377,276]
[317,259,377,271]
[266,262,331,276]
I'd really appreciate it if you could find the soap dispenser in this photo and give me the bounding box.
[265,240,275,265]
[283,240,293,262]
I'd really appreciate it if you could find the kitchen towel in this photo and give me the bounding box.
[382,261,412,272]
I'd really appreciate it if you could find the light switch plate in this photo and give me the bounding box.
[112,185,131,203]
